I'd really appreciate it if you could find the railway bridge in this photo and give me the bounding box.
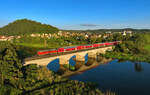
[24,46,112,72]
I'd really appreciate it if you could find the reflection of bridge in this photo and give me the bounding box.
[24,46,112,72]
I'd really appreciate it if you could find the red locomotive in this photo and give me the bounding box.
[37,41,120,55]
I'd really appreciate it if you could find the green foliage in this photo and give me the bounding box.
[0,46,23,84]
[0,19,59,36]
[0,85,22,95]
[144,45,150,53]
[63,64,76,71]
[28,80,104,95]
[102,33,150,63]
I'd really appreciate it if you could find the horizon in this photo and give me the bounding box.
[0,0,150,30]
[1,18,150,30]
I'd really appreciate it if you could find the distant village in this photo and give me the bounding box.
[0,30,132,41]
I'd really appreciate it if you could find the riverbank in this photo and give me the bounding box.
[62,57,112,78]
[101,51,150,63]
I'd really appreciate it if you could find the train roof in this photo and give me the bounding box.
[38,49,57,52]
[37,41,119,52]
[63,46,76,49]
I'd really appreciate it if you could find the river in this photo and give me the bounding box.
[69,59,150,95]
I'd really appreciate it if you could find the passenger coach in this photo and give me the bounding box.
[37,41,120,55]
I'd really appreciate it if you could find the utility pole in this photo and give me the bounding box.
[44,33,47,48]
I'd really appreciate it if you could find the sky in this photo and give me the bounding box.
[0,0,150,30]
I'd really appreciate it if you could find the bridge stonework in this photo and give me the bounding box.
[24,46,112,66]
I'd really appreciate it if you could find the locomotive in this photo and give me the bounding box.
[37,41,119,55]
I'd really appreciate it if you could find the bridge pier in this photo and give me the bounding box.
[88,52,97,59]
[75,54,86,62]
[59,57,69,64]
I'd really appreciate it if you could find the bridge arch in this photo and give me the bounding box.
[47,58,60,72]
[84,53,88,64]
[69,55,76,66]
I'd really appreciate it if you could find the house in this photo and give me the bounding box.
[122,30,132,36]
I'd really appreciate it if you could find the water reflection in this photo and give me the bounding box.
[118,59,126,63]
[96,56,103,62]
[134,62,143,72]
[70,59,150,95]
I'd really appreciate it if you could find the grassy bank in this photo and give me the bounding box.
[144,45,150,53]
[102,51,150,63]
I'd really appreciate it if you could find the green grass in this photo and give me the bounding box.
[144,45,150,53]
[17,43,45,48]
[16,42,62,49]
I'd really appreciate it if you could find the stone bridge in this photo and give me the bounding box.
[24,46,112,66]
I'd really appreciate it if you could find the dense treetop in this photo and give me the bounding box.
[0,19,59,36]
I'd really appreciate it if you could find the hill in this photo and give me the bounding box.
[0,19,59,36]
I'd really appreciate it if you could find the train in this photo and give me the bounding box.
[37,41,120,55]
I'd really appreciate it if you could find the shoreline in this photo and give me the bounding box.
[102,52,150,63]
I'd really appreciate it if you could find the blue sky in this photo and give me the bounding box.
[0,0,150,30]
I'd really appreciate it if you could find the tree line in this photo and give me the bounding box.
[64,28,150,34]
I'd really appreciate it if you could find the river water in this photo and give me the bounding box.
[70,59,150,95]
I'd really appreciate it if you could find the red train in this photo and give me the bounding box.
[37,41,120,55]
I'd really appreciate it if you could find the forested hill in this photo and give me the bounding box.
[0,19,59,36]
